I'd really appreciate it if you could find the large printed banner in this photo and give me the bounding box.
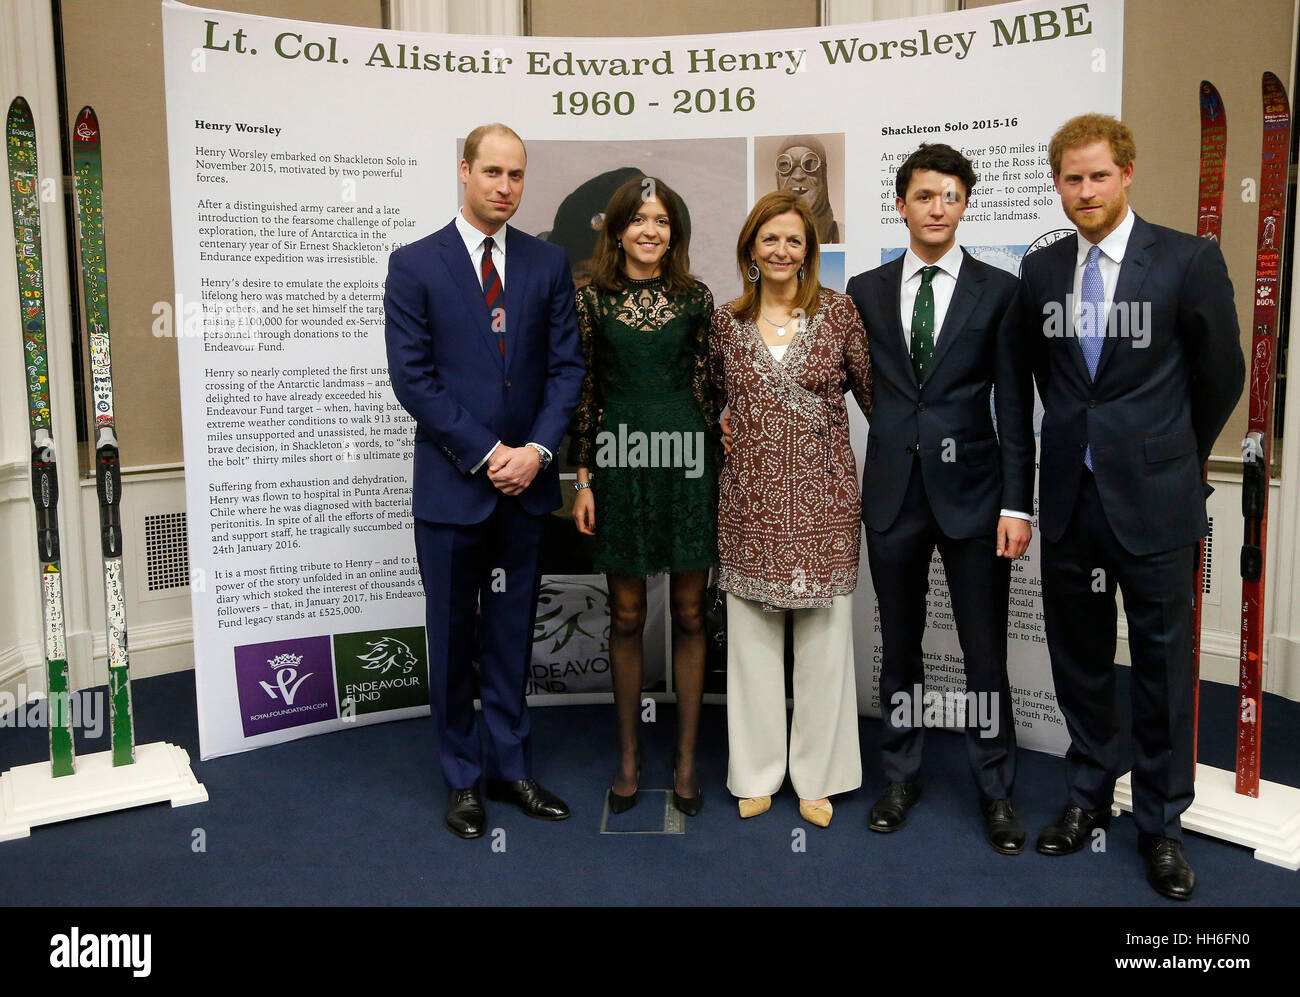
[162,0,1122,759]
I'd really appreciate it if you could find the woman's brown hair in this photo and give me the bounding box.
[589,176,694,295]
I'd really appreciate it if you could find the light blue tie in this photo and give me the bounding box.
[1080,244,1104,469]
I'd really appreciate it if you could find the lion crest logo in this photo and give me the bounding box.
[358,637,417,676]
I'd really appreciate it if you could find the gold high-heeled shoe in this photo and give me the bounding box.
[738,796,772,819]
[799,799,833,827]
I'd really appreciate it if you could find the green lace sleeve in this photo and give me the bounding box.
[690,281,717,430]
[567,285,601,467]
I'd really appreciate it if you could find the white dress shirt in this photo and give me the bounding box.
[899,242,964,349]
[898,242,1027,523]
[1070,205,1135,335]
[455,208,507,291]
[452,209,551,473]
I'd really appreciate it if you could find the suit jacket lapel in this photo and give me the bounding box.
[1094,216,1154,383]
[877,256,917,389]
[1049,235,1093,385]
[926,250,981,381]
[504,225,528,376]
[437,223,502,369]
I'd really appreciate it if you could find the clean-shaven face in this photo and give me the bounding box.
[459,132,526,234]
[896,168,967,259]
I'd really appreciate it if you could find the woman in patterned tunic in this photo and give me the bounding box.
[710,190,872,826]
[569,177,717,816]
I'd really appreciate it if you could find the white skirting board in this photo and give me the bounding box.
[1114,765,1300,870]
[0,741,207,842]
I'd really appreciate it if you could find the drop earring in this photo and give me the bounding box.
[747,261,759,283]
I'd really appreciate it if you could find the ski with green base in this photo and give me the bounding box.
[7,95,75,776]
[73,105,135,766]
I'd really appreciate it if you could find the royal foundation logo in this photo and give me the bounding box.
[234,635,339,736]
[333,626,429,717]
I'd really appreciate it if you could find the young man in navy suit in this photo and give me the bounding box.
[385,123,585,839]
[1006,115,1244,898]
[846,144,1035,853]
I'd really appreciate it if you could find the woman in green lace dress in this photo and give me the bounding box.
[568,176,717,816]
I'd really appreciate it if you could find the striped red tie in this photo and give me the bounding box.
[481,236,505,357]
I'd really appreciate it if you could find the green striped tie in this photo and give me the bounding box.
[910,264,939,383]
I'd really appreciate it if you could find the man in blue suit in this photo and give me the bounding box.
[1005,115,1244,899]
[385,123,585,839]
[847,144,1035,854]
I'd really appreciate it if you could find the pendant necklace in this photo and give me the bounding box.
[761,310,791,337]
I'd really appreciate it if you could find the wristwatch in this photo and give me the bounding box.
[573,480,592,491]
[525,442,552,469]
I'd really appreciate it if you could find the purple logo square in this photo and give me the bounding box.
[233,635,338,737]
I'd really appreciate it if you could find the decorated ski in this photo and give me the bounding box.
[1192,80,1226,767]
[7,96,75,776]
[1236,72,1291,797]
[73,106,135,766]
[1196,81,1227,242]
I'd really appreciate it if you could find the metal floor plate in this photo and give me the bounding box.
[599,789,685,834]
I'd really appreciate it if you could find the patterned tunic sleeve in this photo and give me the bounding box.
[708,303,731,417]
[842,295,873,420]
[567,285,601,467]
[690,282,718,429]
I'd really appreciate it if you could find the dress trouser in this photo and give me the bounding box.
[865,458,1017,800]
[1041,468,1197,840]
[725,592,862,800]
[414,498,547,790]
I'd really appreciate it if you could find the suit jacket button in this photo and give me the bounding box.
[1088,398,1097,408]
[917,402,926,412]
[504,379,511,388]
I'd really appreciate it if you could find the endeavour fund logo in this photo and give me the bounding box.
[332,627,429,717]
[233,635,338,736]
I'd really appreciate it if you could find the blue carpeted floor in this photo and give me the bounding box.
[0,671,1297,906]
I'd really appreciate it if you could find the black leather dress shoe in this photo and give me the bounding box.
[868,781,921,832]
[445,788,485,839]
[1139,835,1196,901]
[981,798,1025,855]
[1035,805,1110,855]
[486,778,570,820]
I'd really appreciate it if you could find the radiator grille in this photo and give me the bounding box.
[144,511,189,591]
